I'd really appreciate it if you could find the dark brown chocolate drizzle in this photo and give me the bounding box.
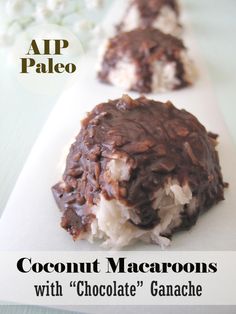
[117,0,179,31]
[52,96,226,240]
[136,0,179,20]
[98,28,189,93]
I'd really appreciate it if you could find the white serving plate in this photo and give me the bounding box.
[0,4,235,252]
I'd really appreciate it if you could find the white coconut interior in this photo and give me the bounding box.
[96,41,137,90]
[151,51,196,92]
[180,50,197,83]
[120,4,180,36]
[97,41,137,91]
[84,158,196,249]
[108,58,137,91]
[151,61,180,92]
[98,47,195,92]
[86,180,195,249]
[108,159,131,181]
[96,39,109,73]
[152,6,181,36]
[120,5,141,32]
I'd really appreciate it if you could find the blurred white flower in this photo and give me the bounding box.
[47,0,68,13]
[1,0,108,49]
[0,31,11,47]
[73,19,93,34]
[62,13,80,27]
[34,3,52,22]
[18,16,34,29]
[5,0,24,18]
[84,0,104,10]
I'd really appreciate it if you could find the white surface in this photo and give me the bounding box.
[0,10,236,251]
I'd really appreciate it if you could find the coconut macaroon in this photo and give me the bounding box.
[52,95,226,249]
[117,0,181,36]
[97,28,195,93]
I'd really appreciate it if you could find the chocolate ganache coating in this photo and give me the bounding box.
[98,28,190,93]
[52,95,226,240]
[119,0,179,30]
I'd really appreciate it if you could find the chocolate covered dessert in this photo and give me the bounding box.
[97,28,195,93]
[52,95,226,249]
[117,0,181,36]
